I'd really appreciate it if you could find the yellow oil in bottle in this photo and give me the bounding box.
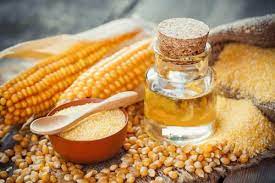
[144,86,216,127]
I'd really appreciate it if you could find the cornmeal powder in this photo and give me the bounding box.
[214,43,275,103]
[206,96,275,156]
[56,104,126,141]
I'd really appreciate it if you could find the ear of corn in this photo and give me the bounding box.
[58,38,154,104]
[0,31,140,124]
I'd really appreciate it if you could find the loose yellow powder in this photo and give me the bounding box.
[214,43,275,103]
[56,104,126,141]
[205,96,275,156]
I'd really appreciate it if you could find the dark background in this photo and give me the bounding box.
[0,0,274,50]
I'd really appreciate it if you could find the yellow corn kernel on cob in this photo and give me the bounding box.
[58,38,154,103]
[0,30,140,124]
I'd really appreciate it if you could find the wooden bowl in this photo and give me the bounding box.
[47,98,128,164]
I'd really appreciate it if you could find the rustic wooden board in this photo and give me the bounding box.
[224,158,275,183]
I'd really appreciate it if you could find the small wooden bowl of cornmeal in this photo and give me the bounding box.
[47,98,128,164]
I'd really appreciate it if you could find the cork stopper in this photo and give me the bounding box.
[157,18,209,58]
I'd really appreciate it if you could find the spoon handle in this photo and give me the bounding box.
[30,91,139,135]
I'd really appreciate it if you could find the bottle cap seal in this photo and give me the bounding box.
[158,18,209,58]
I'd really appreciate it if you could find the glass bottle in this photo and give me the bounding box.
[143,18,216,145]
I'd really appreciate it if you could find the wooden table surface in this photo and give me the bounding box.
[224,158,275,183]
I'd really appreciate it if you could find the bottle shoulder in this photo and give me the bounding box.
[145,67,215,100]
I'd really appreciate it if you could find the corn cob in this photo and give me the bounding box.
[58,38,154,103]
[0,31,140,124]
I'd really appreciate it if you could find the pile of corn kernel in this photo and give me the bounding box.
[0,98,273,183]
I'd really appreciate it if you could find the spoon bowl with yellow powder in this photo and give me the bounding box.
[47,98,128,164]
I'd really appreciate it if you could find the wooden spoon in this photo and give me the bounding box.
[30,91,138,135]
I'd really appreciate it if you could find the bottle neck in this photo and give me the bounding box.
[153,40,211,83]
